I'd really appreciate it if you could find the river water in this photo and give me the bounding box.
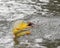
[0,0,60,48]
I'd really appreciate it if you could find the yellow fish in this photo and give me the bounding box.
[12,21,33,38]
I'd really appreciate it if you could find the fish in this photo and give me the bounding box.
[12,21,33,38]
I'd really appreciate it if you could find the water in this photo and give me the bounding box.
[0,0,60,48]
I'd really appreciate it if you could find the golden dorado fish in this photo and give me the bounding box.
[12,21,33,38]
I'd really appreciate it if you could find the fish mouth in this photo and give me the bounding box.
[27,22,35,27]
